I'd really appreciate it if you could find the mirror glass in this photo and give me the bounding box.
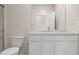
[31,4,66,33]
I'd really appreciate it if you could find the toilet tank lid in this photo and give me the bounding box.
[10,36,24,39]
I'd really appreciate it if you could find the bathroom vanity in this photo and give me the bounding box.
[28,33,79,55]
[28,4,79,55]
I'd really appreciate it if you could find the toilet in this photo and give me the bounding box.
[0,36,24,55]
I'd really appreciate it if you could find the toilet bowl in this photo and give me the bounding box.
[0,47,20,55]
[0,47,19,55]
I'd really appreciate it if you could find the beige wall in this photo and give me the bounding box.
[66,4,79,33]
[32,4,55,15]
[4,4,31,54]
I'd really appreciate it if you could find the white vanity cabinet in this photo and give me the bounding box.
[28,35,79,55]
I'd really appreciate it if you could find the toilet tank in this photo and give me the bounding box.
[10,36,24,48]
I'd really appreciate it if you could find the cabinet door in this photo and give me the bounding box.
[65,41,79,55]
[42,36,54,55]
[28,36,42,55]
[65,35,79,55]
[66,5,79,33]
[55,41,66,55]
[55,36,66,55]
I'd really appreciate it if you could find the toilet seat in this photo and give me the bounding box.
[0,47,20,55]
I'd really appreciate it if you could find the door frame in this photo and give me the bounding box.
[0,4,5,51]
